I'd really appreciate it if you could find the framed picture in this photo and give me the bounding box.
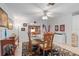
[34,21,37,23]
[21,28,25,31]
[42,24,47,32]
[28,25,41,35]
[23,23,27,27]
[0,8,8,27]
[55,25,59,31]
[60,24,65,31]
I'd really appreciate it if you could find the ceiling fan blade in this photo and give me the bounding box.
[32,4,45,11]
[47,3,65,12]
[47,12,64,18]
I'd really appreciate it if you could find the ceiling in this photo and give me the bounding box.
[4,3,79,26]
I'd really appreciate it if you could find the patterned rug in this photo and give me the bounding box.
[22,42,78,56]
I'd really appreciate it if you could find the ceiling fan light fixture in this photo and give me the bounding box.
[42,15,48,20]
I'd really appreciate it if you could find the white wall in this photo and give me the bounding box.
[0,3,49,42]
[17,19,48,42]
[48,14,72,45]
[0,3,72,44]
[0,4,49,56]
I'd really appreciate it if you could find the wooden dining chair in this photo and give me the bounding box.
[27,31,33,55]
[27,31,39,56]
[39,32,54,56]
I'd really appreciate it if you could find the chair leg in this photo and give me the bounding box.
[51,49,53,56]
[43,50,50,56]
[43,50,44,56]
[38,47,41,55]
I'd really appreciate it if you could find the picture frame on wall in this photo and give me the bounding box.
[23,23,27,27]
[0,8,8,28]
[42,24,47,32]
[55,25,59,31]
[21,28,25,31]
[28,25,41,35]
[60,24,65,32]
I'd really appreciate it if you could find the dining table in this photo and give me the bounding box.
[31,39,44,45]
[26,39,53,56]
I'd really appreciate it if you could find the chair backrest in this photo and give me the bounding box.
[28,32,32,55]
[43,32,54,49]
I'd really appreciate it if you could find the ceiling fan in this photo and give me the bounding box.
[42,3,55,20]
[34,3,60,20]
[33,3,55,20]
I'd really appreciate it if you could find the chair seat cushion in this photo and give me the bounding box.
[39,44,51,50]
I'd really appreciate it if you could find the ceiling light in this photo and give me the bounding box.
[42,15,48,20]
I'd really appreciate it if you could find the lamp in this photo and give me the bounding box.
[42,10,48,20]
[42,15,48,20]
